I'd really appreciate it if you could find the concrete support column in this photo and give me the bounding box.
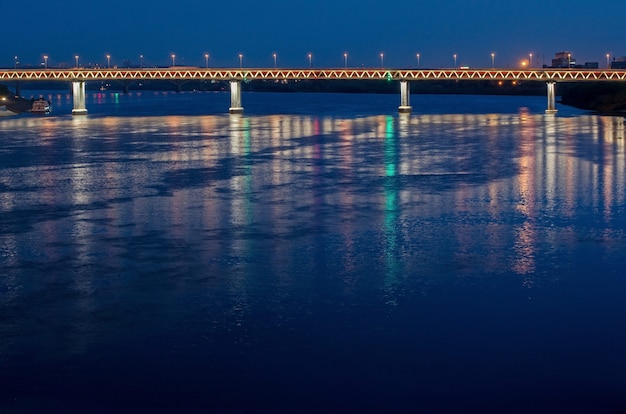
[398,80,412,113]
[71,81,88,115]
[546,81,557,114]
[15,81,21,98]
[229,80,244,114]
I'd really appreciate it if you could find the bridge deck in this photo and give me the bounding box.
[1,68,626,82]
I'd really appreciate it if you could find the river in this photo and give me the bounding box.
[1,90,625,413]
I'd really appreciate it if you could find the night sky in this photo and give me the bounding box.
[4,0,626,69]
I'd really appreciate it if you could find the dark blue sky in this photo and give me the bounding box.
[5,0,626,69]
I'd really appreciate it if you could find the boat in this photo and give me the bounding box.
[30,98,52,114]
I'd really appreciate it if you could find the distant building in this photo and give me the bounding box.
[551,51,575,68]
[543,52,598,69]
[611,57,626,69]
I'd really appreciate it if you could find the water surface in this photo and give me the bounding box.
[1,91,626,413]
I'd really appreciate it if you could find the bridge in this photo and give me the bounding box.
[3,68,626,115]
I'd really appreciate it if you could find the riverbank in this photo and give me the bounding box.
[560,82,626,112]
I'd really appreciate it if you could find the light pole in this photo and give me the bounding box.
[43,55,48,69]
[607,53,611,69]
[529,53,533,69]
[106,54,111,68]
[380,52,384,68]
[308,53,312,68]
[140,54,144,68]
[453,53,457,68]
[239,54,243,68]
[416,53,420,68]
[171,54,176,67]
[344,53,348,68]
[14,56,18,69]
[205,53,209,68]
[75,55,79,68]
[491,52,495,68]
[567,53,571,68]
[273,53,277,68]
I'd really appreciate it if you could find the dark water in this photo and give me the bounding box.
[1,91,626,413]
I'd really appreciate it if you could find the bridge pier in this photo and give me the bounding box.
[546,81,558,114]
[229,80,244,114]
[71,81,88,115]
[398,80,412,113]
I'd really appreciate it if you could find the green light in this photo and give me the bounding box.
[384,116,396,177]
[386,72,392,81]
[383,114,399,286]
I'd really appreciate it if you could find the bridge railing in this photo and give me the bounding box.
[1,68,626,82]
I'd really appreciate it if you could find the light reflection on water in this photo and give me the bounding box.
[1,108,625,286]
[1,93,626,412]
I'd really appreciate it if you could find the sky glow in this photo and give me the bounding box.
[4,0,626,69]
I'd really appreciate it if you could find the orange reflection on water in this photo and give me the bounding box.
[5,110,626,301]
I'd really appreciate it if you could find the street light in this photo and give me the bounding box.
[273,53,277,68]
[106,54,111,68]
[308,53,312,68]
[205,53,209,68]
[344,52,348,68]
[529,53,533,69]
[14,56,18,69]
[416,53,420,68]
[380,52,384,68]
[239,53,243,68]
[75,55,79,68]
[567,53,571,68]
[43,55,48,69]
[607,53,611,69]
[453,53,457,68]
[140,54,144,68]
[171,54,176,67]
[491,52,495,68]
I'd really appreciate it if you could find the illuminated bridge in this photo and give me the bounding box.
[3,68,626,115]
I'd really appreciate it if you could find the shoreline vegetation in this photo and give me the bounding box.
[3,80,626,113]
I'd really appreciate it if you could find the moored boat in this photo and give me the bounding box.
[30,98,52,114]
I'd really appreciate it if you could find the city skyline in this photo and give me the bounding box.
[4,0,626,68]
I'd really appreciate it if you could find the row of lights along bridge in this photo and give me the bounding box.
[8,52,619,70]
